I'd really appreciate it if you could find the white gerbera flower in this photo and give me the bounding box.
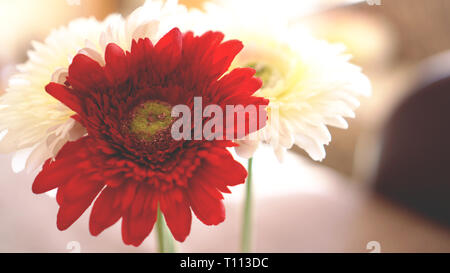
[193,0,371,161]
[0,17,106,172]
[0,0,189,172]
[79,0,191,65]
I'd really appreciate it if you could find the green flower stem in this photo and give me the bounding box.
[241,157,253,253]
[156,205,175,253]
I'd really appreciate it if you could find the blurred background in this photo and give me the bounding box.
[1,0,450,252]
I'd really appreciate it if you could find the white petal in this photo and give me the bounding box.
[0,131,21,153]
[50,68,68,84]
[132,20,160,41]
[235,139,259,159]
[25,141,51,172]
[324,116,349,129]
[12,147,35,173]
[78,47,105,66]
[294,134,326,161]
[274,145,286,162]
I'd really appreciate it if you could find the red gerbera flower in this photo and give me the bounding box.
[32,27,268,246]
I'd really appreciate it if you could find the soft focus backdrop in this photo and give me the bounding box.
[1,0,450,252]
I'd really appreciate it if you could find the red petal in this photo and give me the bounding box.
[58,175,104,203]
[89,186,123,236]
[187,178,226,226]
[160,189,192,242]
[187,149,247,225]
[67,54,107,92]
[202,148,248,187]
[129,38,153,71]
[208,40,243,79]
[57,181,103,230]
[104,43,128,84]
[154,27,182,74]
[121,187,158,246]
[180,31,231,86]
[45,83,82,114]
[120,182,138,211]
[215,68,262,98]
[32,137,92,194]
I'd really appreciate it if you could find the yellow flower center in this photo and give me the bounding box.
[127,100,174,142]
[247,62,279,88]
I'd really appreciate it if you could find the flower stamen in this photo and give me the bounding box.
[126,100,174,145]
